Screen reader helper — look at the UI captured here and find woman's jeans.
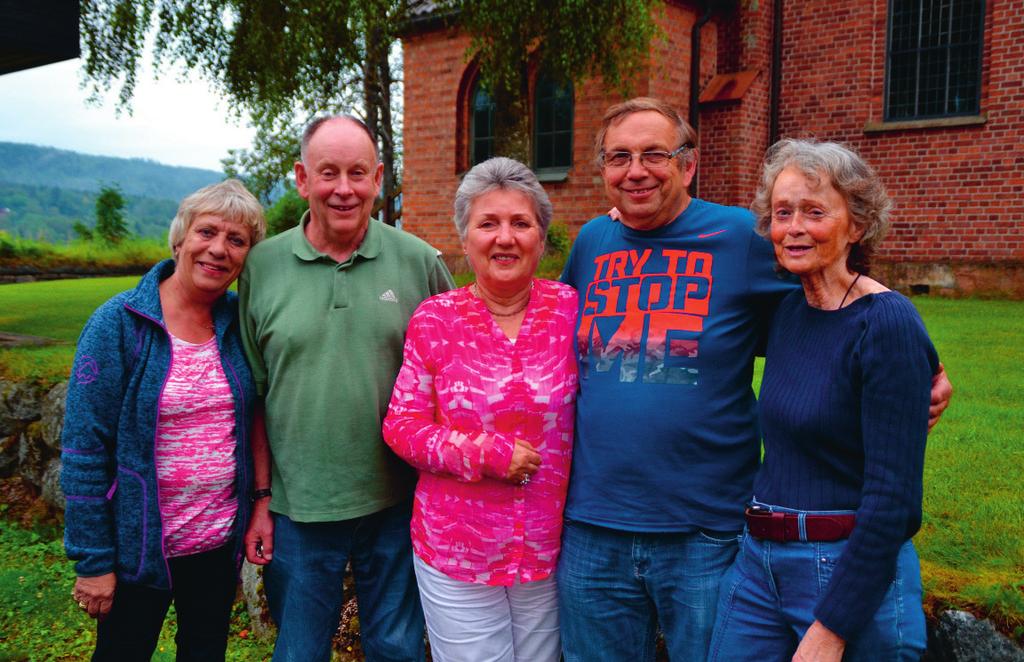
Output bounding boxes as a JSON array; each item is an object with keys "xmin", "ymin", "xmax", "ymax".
[
  {"xmin": 709, "ymin": 505, "xmax": 926, "ymax": 662},
  {"xmin": 92, "ymin": 543, "xmax": 237, "ymax": 662}
]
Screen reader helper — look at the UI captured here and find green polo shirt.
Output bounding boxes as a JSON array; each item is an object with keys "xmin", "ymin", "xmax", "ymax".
[{"xmin": 239, "ymin": 212, "xmax": 454, "ymax": 521}]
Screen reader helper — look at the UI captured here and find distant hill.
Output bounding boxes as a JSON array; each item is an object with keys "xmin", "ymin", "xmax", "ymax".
[{"xmin": 0, "ymin": 142, "xmax": 224, "ymax": 240}]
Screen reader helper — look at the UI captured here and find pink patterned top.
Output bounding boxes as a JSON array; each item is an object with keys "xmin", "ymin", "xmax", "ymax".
[
  {"xmin": 155, "ymin": 334, "xmax": 238, "ymax": 558},
  {"xmin": 384, "ymin": 279, "xmax": 578, "ymax": 585}
]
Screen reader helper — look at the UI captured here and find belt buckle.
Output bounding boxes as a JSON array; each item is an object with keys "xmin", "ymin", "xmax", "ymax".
[{"xmin": 746, "ymin": 506, "xmax": 788, "ymax": 541}]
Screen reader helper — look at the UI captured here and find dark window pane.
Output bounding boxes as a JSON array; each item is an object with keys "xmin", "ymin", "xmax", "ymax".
[
  {"xmin": 886, "ymin": 0, "xmax": 983, "ymax": 120},
  {"xmin": 534, "ymin": 74, "xmax": 573, "ymax": 169},
  {"xmin": 471, "ymin": 84, "xmax": 495, "ymax": 166}
]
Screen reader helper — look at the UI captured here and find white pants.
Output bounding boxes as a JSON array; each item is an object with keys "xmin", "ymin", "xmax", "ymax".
[{"xmin": 413, "ymin": 555, "xmax": 561, "ymax": 662}]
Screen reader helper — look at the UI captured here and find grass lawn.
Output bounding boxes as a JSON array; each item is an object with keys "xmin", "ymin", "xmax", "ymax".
[
  {"xmin": 0, "ymin": 276, "xmax": 1021, "ymax": 652},
  {"xmin": 0, "ymin": 276, "xmax": 141, "ymax": 385},
  {"xmin": 0, "ymin": 517, "xmax": 271, "ymax": 661}
]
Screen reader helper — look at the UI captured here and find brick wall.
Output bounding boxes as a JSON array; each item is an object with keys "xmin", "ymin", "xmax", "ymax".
[
  {"xmin": 402, "ymin": 2, "xmax": 1024, "ymax": 291},
  {"xmin": 774, "ymin": 0, "xmax": 1024, "ymax": 264},
  {"xmin": 401, "ymin": 2, "xmax": 702, "ymax": 260},
  {"xmin": 698, "ymin": 3, "xmax": 774, "ymax": 208}
]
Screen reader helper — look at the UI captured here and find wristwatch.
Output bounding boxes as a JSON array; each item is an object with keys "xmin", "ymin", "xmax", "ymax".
[{"xmin": 251, "ymin": 488, "xmax": 272, "ymax": 503}]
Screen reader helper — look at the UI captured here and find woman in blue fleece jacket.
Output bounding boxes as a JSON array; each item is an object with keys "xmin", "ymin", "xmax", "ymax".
[
  {"xmin": 61, "ymin": 180, "xmax": 265, "ymax": 661},
  {"xmin": 709, "ymin": 140, "xmax": 939, "ymax": 662}
]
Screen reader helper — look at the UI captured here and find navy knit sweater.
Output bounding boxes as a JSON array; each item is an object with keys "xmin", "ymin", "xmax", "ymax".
[{"xmin": 755, "ymin": 289, "xmax": 938, "ymax": 640}]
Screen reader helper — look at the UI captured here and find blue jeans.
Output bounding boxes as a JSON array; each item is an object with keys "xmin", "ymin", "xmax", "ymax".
[
  {"xmin": 709, "ymin": 507, "xmax": 926, "ymax": 661},
  {"xmin": 265, "ymin": 500, "xmax": 425, "ymax": 662},
  {"xmin": 557, "ymin": 518, "xmax": 740, "ymax": 662}
]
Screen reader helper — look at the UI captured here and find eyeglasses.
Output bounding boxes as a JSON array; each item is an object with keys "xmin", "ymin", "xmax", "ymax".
[{"xmin": 599, "ymin": 144, "xmax": 694, "ymax": 169}]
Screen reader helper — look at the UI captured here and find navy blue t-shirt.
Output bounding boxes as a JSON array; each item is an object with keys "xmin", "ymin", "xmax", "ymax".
[{"xmin": 561, "ymin": 199, "xmax": 796, "ymax": 532}]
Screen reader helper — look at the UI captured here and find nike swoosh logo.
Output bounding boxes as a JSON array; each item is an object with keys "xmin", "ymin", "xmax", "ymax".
[{"xmin": 698, "ymin": 230, "xmax": 726, "ymax": 239}]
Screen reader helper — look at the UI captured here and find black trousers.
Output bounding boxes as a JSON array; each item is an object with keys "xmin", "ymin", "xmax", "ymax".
[{"xmin": 92, "ymin": 543, "xmax": 237, "ymax": 662}]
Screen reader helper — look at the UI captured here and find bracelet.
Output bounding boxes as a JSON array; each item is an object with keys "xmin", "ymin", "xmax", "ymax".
[{"xmin": 251, "ymin": 488, "xmax": 272, "ymax": 503}]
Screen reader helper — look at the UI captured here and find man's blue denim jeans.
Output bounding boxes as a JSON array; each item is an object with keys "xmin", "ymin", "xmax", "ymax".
[
  {"xmin": 709, "ymin": 514, "xmax": 926, "ymax": 661},
  {"xmin": 264, "ymin": 499, "xmax": 425, "ymax": 662},
  {"xmin": 557, "ymin": 518, "xmax": 741, "ymax": 662}
]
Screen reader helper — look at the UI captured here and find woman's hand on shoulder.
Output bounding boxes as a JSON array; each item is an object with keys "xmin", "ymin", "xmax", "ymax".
[
  {"xmin": 74, "ymin": 573, "xmax": 116, "ymax": 621},
  {"xmin": 793, "ymin": 620, "xmax": 845, "ymax": 662},
  {"xmin": 928, "ymin": 362, "xmax": 953, "ymax": 431},
  {"xmin": 505, "ymin": 439, "xmax": 541, "ymax": 484}
]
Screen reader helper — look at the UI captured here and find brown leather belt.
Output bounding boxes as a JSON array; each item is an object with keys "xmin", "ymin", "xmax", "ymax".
[{"xmin": 745, "ymin": 507, "xmax": 855, "ymax": 542}]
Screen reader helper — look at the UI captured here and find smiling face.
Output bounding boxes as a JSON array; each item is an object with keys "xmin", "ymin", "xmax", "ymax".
[
  {"xmin": 769, "ymin": 166, "xmax": 863, "ymax": 278},
  {"xmin": 462, "ymin": 188, "xmax": 544, "ymax": 297},
  {"xmin": 174, "ymin": 213, "xmax": 252, "ymax": 298},
  {"xmin": 600, "ymin": 110, "xmax": 695, "ymax": 231},
  {"xmin": 295, "ymin": 118, "xmax": 383, "ymax": 255}
]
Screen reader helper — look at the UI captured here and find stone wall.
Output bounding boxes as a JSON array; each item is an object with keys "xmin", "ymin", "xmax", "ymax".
[
  {"xmin": 0, "ymin": 264, "xmax": 149, "ymax": 284},
  {"xmin": 0, "ymin": 380, "xmax": 65, "ymax": 510}
]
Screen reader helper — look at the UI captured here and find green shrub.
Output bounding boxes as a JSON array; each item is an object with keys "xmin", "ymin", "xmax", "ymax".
[
  {"xmin": 545, "ymin": 221, "xmax": 571, "ymax": 256},
  {"xmin": 265, "ymin": 189, "xmax": 308, "ymax": 236}
]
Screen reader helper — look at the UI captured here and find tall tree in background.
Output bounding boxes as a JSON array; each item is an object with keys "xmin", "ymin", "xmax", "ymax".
[
  {"xmin": 94, "ymin": 185, "xmax": 130, "ymax": 244},
  {"xmin": 79, "ymin": 0, "xmax": 402, "ymax": 209},
  {"xmin": 451, "ymin": 0, "xmax": 660, "ymax": 162},
  {"xmin": 80, "ymin": 0, "xmax": 657, "ymax": 204}
]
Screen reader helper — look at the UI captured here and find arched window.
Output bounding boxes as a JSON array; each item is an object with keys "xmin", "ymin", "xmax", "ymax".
[
  {"xmin": 533, "ymin": 75, "xmax": 573, "ymax": 172},
  {"xmin": 471, "ymin": 83, "xmax": 496, "ymax": 166}
]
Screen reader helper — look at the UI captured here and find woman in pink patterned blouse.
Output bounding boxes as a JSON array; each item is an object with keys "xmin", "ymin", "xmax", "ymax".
[{"xmin": 384, "ymin": 157, "xmax": 577, "ymax": 662}]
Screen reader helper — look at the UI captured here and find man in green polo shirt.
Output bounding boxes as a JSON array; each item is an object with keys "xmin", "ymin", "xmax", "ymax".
[{"xmin": 239, "ymin": 115, "xmax": 453, "ymax": 662}]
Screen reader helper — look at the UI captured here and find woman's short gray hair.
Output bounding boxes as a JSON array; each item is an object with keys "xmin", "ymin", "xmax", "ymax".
[
  {"xmin": 453, "ymin": 157, "xmax": 553, "ymax": 242},
  {"xmin": 167, "ymin": 179, "xmax": 267, "ymax": 258},
  {"xmin": 751, "ymin": 139, "xmax": 892, "ymax": 274}
]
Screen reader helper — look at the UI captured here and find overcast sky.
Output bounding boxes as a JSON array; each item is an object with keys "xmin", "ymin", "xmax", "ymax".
[{"xmin": 0, "ymin": 58, "xmax": 256, "ymax": 172}]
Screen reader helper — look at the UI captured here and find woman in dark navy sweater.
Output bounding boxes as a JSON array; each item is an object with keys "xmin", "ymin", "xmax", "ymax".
[{"xmin": 709, "ymin": 140, "xmax": 939, "ymax": 662}]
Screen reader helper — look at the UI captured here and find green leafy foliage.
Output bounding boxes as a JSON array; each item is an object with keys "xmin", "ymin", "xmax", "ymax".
[
  {"xmin": 447, "ymin": 0, "xmax": 661, "ymax": 159},
  {"xmin": 265, "ymin": 188, "xmax": 308, "ymax": 236},
  {"xmin": 544, "ymin": 221, "xmax": 570, "ymax": 256},
  {"xmin": 80, "ymin": 0, "xmax": 403, "ymax": 204},
  {"xmin": 94, "ymin": 185, "xmax": 131, "ymax": 244}
]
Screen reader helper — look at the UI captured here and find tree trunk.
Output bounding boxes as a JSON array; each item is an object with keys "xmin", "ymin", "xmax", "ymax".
[
  {"xmin": 362, "ymin": 14, "xmax": 397, "ymax": 225},
  {"xmin": 491, "ymin": 61, "xmax": 532, "ymax": 165}
]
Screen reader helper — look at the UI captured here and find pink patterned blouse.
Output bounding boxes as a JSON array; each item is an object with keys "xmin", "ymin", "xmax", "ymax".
[
  {"xmin": 384, "ymin": 279, "xmax": 578, "ymax": 586},
  {"xmin": 155, "ymin": 334, "xmax": 238, "ymax": 558}
]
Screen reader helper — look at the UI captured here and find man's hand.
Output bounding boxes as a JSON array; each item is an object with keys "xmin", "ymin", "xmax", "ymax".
[
  {"xmin": 74, "ymin": 573, "xmax": 116, "ymax": 621},
  {"xmin": 793, "ymin": 620, "xmax": 845, "ymax": 662},
  {"xmin": 505, "ymin": 439, "xmax": 541, "ymax": 484},
  {"xmin": 928, "ymin": 362, "xmax": 953, "ymax": 431},
  {"xmin": 244, "ymin": 501, "xmax": 274, "ymax": 564}
]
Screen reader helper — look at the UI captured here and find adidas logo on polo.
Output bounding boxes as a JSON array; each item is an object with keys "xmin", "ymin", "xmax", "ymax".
[{"xmin": 379, "ymin": 289, "xmax": 398, "ymax": 303}]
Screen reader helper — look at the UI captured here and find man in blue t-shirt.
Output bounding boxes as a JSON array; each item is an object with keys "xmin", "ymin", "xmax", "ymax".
[{"xmin": 556, "ymin": 97, "xmax": 962, "ymax": 661}]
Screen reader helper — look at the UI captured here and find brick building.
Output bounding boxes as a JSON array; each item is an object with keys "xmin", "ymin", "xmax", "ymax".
[{"xmin": 401, "ymin": 1, "xmax": 1023, "ymax": 296}]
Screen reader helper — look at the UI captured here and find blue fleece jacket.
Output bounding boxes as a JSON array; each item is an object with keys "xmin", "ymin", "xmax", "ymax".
[{"xmin": 61, "ymin": 259, "xmax": 256, "ymax": 590}]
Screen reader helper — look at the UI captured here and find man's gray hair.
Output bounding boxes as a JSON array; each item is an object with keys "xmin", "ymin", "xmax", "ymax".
[
  {"xmin": 167, "ymin": 179, "xmax": 266, "ymax": 259},
  {"xmin": 453, "ymin": 157, "xmax": 553, "ymax": 242},
  {"xmin": 300, "ymin": 114, "xmax": 378, "ymax": 164},
  {"xmin": 594, "ymin": 96, "xmax": 698, "ymax": 169},
  {"xmin": 751, "ymin": 138, "xmax": 892, "ymax": 275}
]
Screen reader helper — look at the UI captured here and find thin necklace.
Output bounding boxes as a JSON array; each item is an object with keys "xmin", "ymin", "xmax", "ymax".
[
  {"xmin": 837, "ymin": 273, "xmax": 862, "ymax": 310},
  {"xmin": 472, "ymin": 284, "xmax": 530, "ymax": 317}
]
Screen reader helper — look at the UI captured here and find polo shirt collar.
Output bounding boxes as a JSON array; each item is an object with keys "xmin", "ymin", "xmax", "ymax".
[{"xmin": 291, "ymin": 210, "xmax": 383, "ymax": 263}]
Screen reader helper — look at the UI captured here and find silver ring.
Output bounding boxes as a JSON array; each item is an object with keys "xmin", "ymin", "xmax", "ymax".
[{"xmin": 520, "ymin": 474, "xmax": 530, "ymax": 486}]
